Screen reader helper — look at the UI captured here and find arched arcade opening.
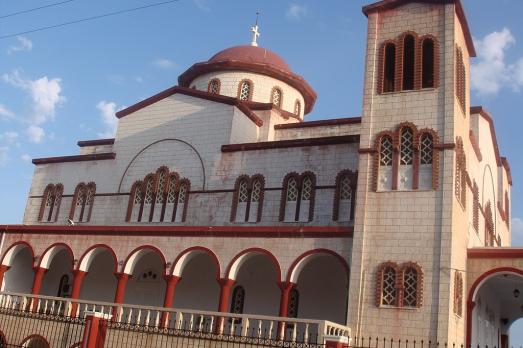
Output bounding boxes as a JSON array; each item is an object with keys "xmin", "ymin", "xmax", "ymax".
[{"xmin": 1, "ymin": 243, "xmax": 35, "ymax": 294}]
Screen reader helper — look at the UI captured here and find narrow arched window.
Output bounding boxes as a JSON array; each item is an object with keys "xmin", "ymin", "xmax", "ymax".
[
  {"xmin": 398, "ymin": 128, "xmax": 414, "ymax": 190},
  {"xmin": 151, "ymin": 169, "xmax": 168, "ymax": 222},
  {"xmin": 249, "ymin": 177, "xmax": 263, "ymax": 222},
  {"xmin": 70, "ymin": 182, "xmax": 96, "ymax": 223},
  {"xmin": 485, "ymin": 202, "xmax": 494, "ymax": 247},
  {"xmin": 422, "ymin": 39, "xmax": 435, "ymax": 88},
  {"xmin": 383, "ymin": 43, "xmax": 396, "ymax": 93},
  {"xmin": 456, "ymin": 47, "xmax": 466, "ymax": 112},
  {"xmin": 380, "ymin": 266, "xmax": 397, "ymax": 306},
  {"xmin": 378, "ymin": 136, "xmax": 393, "ymax": 191},
  {"xmin": 472, "ymin": 182, "xmax": 479, "ymax": 231},
  {"xmin": 287, "ymin": 288, "xmax": 300, "ymax": 318},
  {"xmin": 271, "ymin": 87, "xmax": 282, "ymax": 107},
  {"xmin": 238, "ymin": 80, "xmax": 252, "ymax": 101},
  {"xmin": 234, "ymin": 178, "xmax": 249, "ymax": 223},
  {"xmin": 294, "ymin": 100, "xmax": 301, "ymax": 116},
  {"xmin": 455, "ymin": 139, "xmax": 466, "ymax": 208},
  {"xmin": 39, "ymin": 184, "xmax": 63, "ymax": 223},
  {"xmin": 454, "ymin": 272, "xmax": 463, "ymax": 317},
  {"xmin": 208, "ymin": 78, "xmax": 220, "ymax": 94},
  {"xmin": 230, "ymin": 286, "xmax": 245, "ymax": 314},
  {"xmin": 127, "ymin": 182, "xmax": 144, "ymax": 222},
  {"xmin": 57, "ymin": 274, "xmax": 71, "ymax": 297},
  {"xmin": 141, "ymin": 176, "xmax": 155, "ymax": 222},
  {"xmin": 173, "ymin": 180, "xmax": 189, "ymax": 222},
  {"xmin": 402, "ymin": 35, "xmax": 415, "ymax": 90},
  {"xmin": 419, "ymin": 133, "xmax": 434, "ymax": 190},
  {"xmin": 334, "ymin": 171, "xmax": 357, "ymax": 222},
  {"xmin": 402, "ymin": 267, "xmax": 418, "ymax": 307},
  {"xmin": 299, "ymin": 176, "xmax": 314, "ymax": 222},
  {"xmin": 283, "ymin": 176, "xmax": 299, "ymax": 222},
  {"xmin": 163, "ymin": 173, "xmax": 178, "ymax": 222}
]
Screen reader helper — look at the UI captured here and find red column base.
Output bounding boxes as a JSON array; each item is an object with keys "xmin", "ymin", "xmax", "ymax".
[
  {"xmin": 81, "ymin": 311, "xmax": 112, "ymax": 348},
  {"xmin": 325, "ymin": 336, "xmax": 350, "ymax": 348}
]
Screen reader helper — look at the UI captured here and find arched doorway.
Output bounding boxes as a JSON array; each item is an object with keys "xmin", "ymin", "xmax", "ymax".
[
  {"xmin": 227, "ymin": 249, "xmax": 281, "ymax": 317},
  {"xmin": 78, "ymin": 245, "xmax": 118, "ymax": 303},
  {"xmin": 122, "ymin": 247, "xmax": 166, "ymax": 308},
  {"xmin": 21, "ymin": 335, "xmax": 50, "ymax": 348},
  {"xmin": 287, "ymin": 250, "xmax": 349, "ymax": 324},
  {"xmin": 2, "ymin": 243, "xmax": 34, "ymax": 293},
  {"xmin": 468, "ymin": 268, "xmax": 523, "ymax": 348},
  {"xmin": 171, "ymin": 247, "xmax": 220, "ymax": 311}
]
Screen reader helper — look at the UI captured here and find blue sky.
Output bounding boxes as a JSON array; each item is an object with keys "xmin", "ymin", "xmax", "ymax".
[{"xmin": 0, "ymin": 0, "xmax": 523, "ymax": 343}]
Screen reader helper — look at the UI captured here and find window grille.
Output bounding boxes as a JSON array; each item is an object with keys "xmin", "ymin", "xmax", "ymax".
[
  {"xmin": 208, "ymin": 79, "xmax": 220, "ymax": 94},
  {"xmin": 286, "ymin": 178, "xmax": 298, "ymax": 202},
  {"xmin": 76, "ymin": 187, "xmax": 85, "ymax": 206},
  {"xmin": 251, "ymin": 179, "xmax": 262, "ymax": 203},
  {"xmin": 380, "ymin": 137, "xmax": 393, "ymax": 166},
  {"xmin": 272, "ymin": 88, "xmax": 282, "ymax": 107},
  {"xmin": 156, "ymin": 171, "xmax": 166, "ymax": 203},
  {"xmin": 178, "ymin": 183, "xmax": 188, "ymax": 204},
  {"xmin": 403, "ymin": 267, "xmax": 418, "ymax": 307},
  {"xmin": 454, "ymin": 272, "xmax": 463, "ymax": 317},
  {"xmin": 340, "ymin": 176, "xmax": 352, "ymax": 201},
  {"xmin": 144, "ymin": 178, "xmax": 154, "ymax": 204},
  {"xmin": 294, "ymin": 100, "xmax": 301, "ymax": 116},
  {"xmin": 167, "ymin": 178, "xmax": 177, "ymax": 204},
  {"xmin": 238, "ymin": 180, "xmax": 249, "ymax": 203},
  {"xmin": 420, "ymin": 133, "xmax": 433, "ymax": 165},
  {"xmin": 239, "ymin": 81, "xmax": 251, "ymax": 101},
  {"xmin": 400, "ymin": 128, "xmax": 413, "ymax": 165},
  {"xmin": 230, "ymin": 286, "xmax": 245, "ymax": 314},
  {"xmin": 134, "ymin": 186, "xmax": 143, "ymax": 204},
  {"xmin": 301, "ymin": 177, "xmax": 313, "ymax": 201},
  {"xmin": 287, "ymin": 288, "xmax": 300, "ymax": 318},
  {"xmin": 381, "ymin": 267, "xmax": 397, "ymax": 306}
]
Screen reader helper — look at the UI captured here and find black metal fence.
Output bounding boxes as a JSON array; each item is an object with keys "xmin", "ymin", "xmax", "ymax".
[
  {"xmin": 350, "ymin": 337, "xmax": 522, "ymax": 348},
  {"xmin": 0, "ymin": 306, "xmax": 85, "ymax": 348}
]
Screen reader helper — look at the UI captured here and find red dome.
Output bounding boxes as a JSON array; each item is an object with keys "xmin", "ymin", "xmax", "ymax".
[{"xmin": 208, "ymin": 45, "xmax": 291, "ymax": 72}]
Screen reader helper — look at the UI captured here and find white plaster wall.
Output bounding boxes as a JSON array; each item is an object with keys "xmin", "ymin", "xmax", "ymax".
[
  {"xmin": 124, "ymin": 252, "xmax": 166, "ymax": 307},
  {"xmin": 172, "ymin": 254, "xmax": 220, "ymax": 311},
  {"xmin": 3, "ymin": 248, "xmax": 34, "ymax": 293},
  {"xmin": 190, "ymin": 71, "xmax": 305, "ymax": 118}
]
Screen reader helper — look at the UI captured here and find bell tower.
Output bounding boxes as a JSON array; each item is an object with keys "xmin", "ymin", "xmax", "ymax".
[{"xmin": 348, "ymin": 0, "xmax": 476, "ymax": 343}]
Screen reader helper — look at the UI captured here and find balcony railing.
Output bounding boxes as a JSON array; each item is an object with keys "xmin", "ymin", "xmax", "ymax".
[{"xmin": 0, "ymin": 291, "xmax": 350, "ymax": 346}]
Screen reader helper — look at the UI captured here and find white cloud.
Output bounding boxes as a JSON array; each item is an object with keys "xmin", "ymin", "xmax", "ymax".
[
  {"xmin": 26, "ymin": 125, "xmax": 45, "ymax": 143},
  {"xmin": 512, "ymin": 218, "xmax": 523, "ymax": 247},
  {"xmin": 286, "ymin": 3, "xmax": 308, "ymax": 21},
  {"xmin": 151, "ymin": 58, "xmax": 176, "ymax": 69},
  {"xmin": 7, "ymin": 36, "xmax": 33, "ymax": 54},
  {"xmin": 193, "ymin": 0, "xmax": 211, "ymax": 11},
  {"xmin": 96, "ymin": 101, "xmax": 120, "ymax": 138},
  {"xmin": 0, "ymin": 147, "xmax": 8, "ymax": 167},
  {"xmin": 1, "ymin": 131, "xmax": 18, "ymax": 145},
  {"xmin": 0, "ymin": 104, "xmax": 15, "ymax": 120},
  {"xmin": 3, "ymin": 70, "xmax": 65, "ymax": 125},
  {"xmin": 470, "ymin": 28, "xmax": 523, "ymax": 97},
  {"xmin": 21, "ymin": 154, "xmax": 31, "ymax": 162}
]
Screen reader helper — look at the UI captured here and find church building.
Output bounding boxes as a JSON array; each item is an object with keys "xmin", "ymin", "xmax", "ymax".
[{"xmin": 0, "ymin": 1, "xmax": 520, "ymax": 347}]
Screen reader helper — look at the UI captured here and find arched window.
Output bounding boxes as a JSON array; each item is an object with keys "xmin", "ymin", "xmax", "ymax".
[
  {"xmin": 294, "ymin": 100, "xmax": 301, "ymax": 116},
  {"xmin": 233, "ymin": 178, "xmax": 249, "ymax": 223},
  {"xmin": 287, "ymin": 288, "xmax": 300, "ymax": 318},
  {"xmin": 163, "ymin": 173, "xmax": 178, "ymax": 222},
  {"xmin": 39, "ymin": 184, "xmax": 63, "ymax": 223},
  {"xmin": 208, "ymin": 78, "xmax": 221, "ymax": 94},
  {"xmin": 402, "ymin": 267, "xmax": 418, "ymax": 307},
  {"xmin": 141, "ymin": 175, "xmax": 155, "ymax": 222},
  {"xmin": 249, "ymin": 176, "xmax": 264, "ymax": 222},
  {"xmin": 280, "ymin": 173, "xmax": 316, "ymax": 222},
  {"xmin": 151, "ymin": 168, "xmax": 168, "ymax": 222},
  {"xmin": 127, "ymin": 181, "xmax": 144, "ymax": 222},
  {"xmin": 402, "ymin": 34, "xmax": 415, "ymax": 90},
  {"xmin": 173, "ymin": 179, "xmax": 190, "ymax": 222},
  {"xmin": 70, "ymin": 182, "xmax": 96, "ymax": 223},
  {"xmin": 383, "ymin": 43, "xmax": 396, "ymax": 93},
  {"xmin": 271, "ymin": 87, "xmax": 283, "ymax": 107},
  {"xmin": 57, "ymin": 274, "xmax": 71, "ymax": 297},
  {"xmin": 333, "ymin": 170, "xmax": 358, "ymax": 222},
  {"xmin": 456, "ymin": 46, "xmax": 466, "ymax": 112},
  {"xmin": 454, "ymin": 271, "xmax": 463, "ymax": 317},
  {"xmin": 230, "ymin": 286, "xmax": 245, "ymax": 314},
  {"xmin": 378, "ymin": 135, "xmax": 393, "ymax": 191},
  {"xmin": 399, "ymin": 127, "xmax": 414, "ymax": 190},
  {"xmin": 422, "ymin": 38, "xmax": 435, "ymax": 88},
  {"xmin": 379, "ymin": 266, "xmax": 397, "ymax": 306},
  {"xmin": 419, "ymin": 132, "xmax": 434, "ymax": 190},
  {"xmin": 238, "ymin": 80, "xmax": 253, "ymax": 101}
]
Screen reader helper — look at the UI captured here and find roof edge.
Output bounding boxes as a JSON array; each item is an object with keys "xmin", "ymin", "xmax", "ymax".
[{"xmin": 77, "ymin": 138, "xmax": 115, "ymax": 147}]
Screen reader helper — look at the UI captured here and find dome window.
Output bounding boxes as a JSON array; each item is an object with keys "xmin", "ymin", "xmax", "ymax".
[
  {"xmin": 271, "ymin": 87, "xmax": 283, "ymax": 108},
  {"xmin": 238, "ymin": 79, "xmax": 253, "ymax": 101},
  {"xmin": 208, "ymin": 78, "xmax": 221, "ymax": 95},
  {"xmin": 294, "ymin": 100, "xmax": 301, "ymax": 116}
]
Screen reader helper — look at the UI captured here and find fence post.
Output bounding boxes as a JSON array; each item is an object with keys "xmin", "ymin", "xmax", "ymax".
[
  {"xmin": 325, "ymin": 335, "xmax": 350, "ymax": 348},
  {"xmin": 81, "ymin": 311, "xmax": 112, "ymax": 348}
]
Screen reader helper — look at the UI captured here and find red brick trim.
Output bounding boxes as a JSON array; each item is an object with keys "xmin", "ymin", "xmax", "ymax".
[
  {"xmin": 362, "ymin": 0, "xmax": 476, "ymax": 57},
  {"xmin": 32, "ymin": 152, "xmax": 116, "ymax": 165},
  {"xmin": 270, "ymin": 86, "xmax": 283, "ymax": 108},
  {"xmin": 225, "ymin": 247, "xmax": 282, "ymax": 282},
  {"xmin": 469, "ymin": 130, "xmax": 482, "ymax": 162},
  {"xmin": 115, "ymin": 86, "xmax": 263, "ymax": 127},
  {"xmin": 286, "ymin": 249, "xmax": 350, "ymax": 283},
  {"xmin": 237, "ymin": 79, "xmax": 254, "ymax": 101},
  {"xmin": 274, "ymin": 117, "xmax": 361, "ymax": 130},
  {"xmin": 0, "ymin": 225, "xmax": 353, "ymax": 238},
  {"xmin": 501, "ymin": 157, "xmax": 512, "ymax": 186},
  {"xmin": 221, "ymin": 135, "xmax": 359, "ymax": 153},
  {"xmin": 332, "ymin": 170, "xmax": 358, "ymax": 222},
  {"xmin": 376, "ymin": 261, "xmax": 401, "ymax": 307},
  {"xmin": 207, "ymin": 78, "xmax": 221, "ymax": 94},
  {"xmin": 377, "ymin": 40, "xmax": 398, "ymax": 94},
  {"xmin": 178, "ymin": 60, "xmax": 317, "ymax": 114},
  {"xmin": 122, "ymin": 245, "xmax": 167, "ymax": 275},
  {"xmin": 77, "ymin": 138, "xmax": 115, "ymax": 147},
  {"xmin": 467, "ymin": 248, "xmax": 523, "ymax": 259}
]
